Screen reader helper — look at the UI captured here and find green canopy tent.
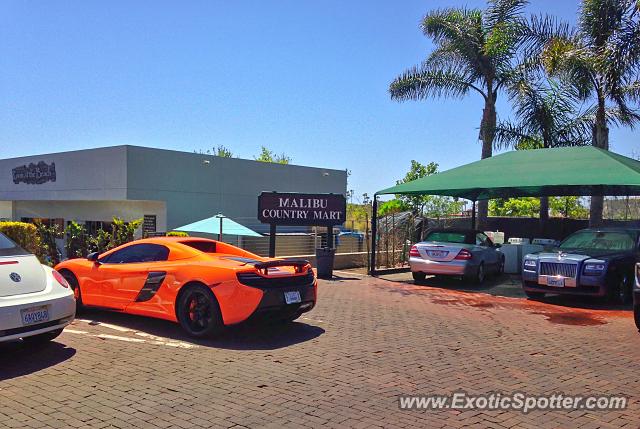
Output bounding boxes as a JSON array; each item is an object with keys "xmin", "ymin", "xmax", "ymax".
[{"xmin": 371, "ymin": 146, "xmax": 640, "ymax": 273}]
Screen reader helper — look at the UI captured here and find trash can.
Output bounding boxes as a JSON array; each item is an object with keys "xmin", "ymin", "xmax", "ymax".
[{"xmin": 315, "ymin": 247, "xmax": 336, "ymax": 279}]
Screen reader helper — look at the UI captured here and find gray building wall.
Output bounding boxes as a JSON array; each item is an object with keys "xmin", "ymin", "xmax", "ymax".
[
  {"xmin": 126, "ymin": 146, "xmax": 347, "ymax": 231},
  {"xmin": 0, "ymin": 145, "xmax": 347, "ymax": 233}
]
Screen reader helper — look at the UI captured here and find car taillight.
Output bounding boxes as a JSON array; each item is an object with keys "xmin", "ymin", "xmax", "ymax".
[
  {"xmin": 52, "ymin": 270, "xmax": 70, "ymax": 288},
  {"xmin": 454, "ymin": 249, "xmax": 472, "ymax": 260},
  {"xmin": 409, "ymin": 245, "xmax": 420, "ymax": 257}
]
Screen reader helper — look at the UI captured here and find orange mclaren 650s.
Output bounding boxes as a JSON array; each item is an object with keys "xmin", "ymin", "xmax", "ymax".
[{"xmin": 55, "ymin": 237, "xmax": 317, "ymax": 337}]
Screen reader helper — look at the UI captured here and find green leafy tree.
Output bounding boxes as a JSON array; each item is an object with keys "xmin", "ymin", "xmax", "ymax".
[
  {"xmin": 254, "ymin": 146, "xmax": 291, "ymax": 164},
  {"xmin": 540, "ymin": 0, "xmax": 640, "ymax": 225},
  {"xmin": 213, "ymin": 145, "xmax": 233, "ymax": 157},
  {"xmin": 394, "ymin": 160, "xmax": 464, "ymax": 218},
  {"xmin": 489, "ymin": 197, "xmax": 540, "ymax": 217},
  {"xmin": 549, "ymin": 196, "xmax": 589, "ymax": 218},
  {"xmin": 378, "ymin": 199, "xmax": 409, "ymax": 216},
  {"xmin": 390, "ymin": 0, "xmax": 529, "ymax": 227}
]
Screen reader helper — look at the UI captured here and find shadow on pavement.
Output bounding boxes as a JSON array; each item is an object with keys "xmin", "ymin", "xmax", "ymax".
[
  {"xmin": 76, "ymin": 308, "xmax": 325, "ymax": 350},
  {"xmin": 0, "ymin": 341, "xmax": 76, "ymax": 381}
]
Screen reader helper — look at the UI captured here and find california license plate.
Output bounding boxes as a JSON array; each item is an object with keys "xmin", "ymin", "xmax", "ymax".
[
  {"xmin": 428, "ymin": 250, "xmax": 448, "ymax": 258},
  {"xmin": 547, "ymin": 277, "xmax": 565, "ymax": 287},
  {"xmin": 21, "ymin": 305, "xmax": 50, "ymax": 326},
  {"xmin": 284, "ymin": 291, "xmax": 302, "ymax": 304}
]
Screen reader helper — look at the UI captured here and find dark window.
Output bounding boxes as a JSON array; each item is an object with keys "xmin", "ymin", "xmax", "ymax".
[
  {"xmin": 0, "ymin": 233, "xmax": 28, "ymax": 257},
  {"xmin": 100, "ymin": 244, "xmax": 169, "ymax": 264},
  {"xmin": 181, "ymin": 240, "xmax": 217, "ymax": 253},
  {"xmin": 425, "ymin": 231, "xmax": 472, "ymax": 244}
]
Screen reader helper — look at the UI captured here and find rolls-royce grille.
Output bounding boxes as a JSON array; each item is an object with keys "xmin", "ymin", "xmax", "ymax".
[
  {"xmin": 237, "ymin": 271, "xmax": 315, "ymax": 289},
  {"xmin": 540, "ymin": 262, "xmax": 577, "ymax": 278}
]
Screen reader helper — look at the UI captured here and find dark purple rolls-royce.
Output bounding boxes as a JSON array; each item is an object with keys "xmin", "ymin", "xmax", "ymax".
[{"xmin": 522, "ymin": 228, "xmax": 639, "ymax": 303}]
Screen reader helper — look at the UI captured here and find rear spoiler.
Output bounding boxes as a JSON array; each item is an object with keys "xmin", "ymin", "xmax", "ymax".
[{"xmin": 253, "ymin": 258, "xmax": 311, "ymax": 274}]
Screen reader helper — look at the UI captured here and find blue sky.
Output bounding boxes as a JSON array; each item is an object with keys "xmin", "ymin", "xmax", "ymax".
[{"xmin": 1, "ymin": 1, "xmax": 637, "ymax": 201}]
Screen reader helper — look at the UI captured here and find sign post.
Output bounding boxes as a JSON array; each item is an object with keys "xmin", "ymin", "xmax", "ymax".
[{"xmin": 258, "ymin": 192, "xmax": 346, "ymax": 277}]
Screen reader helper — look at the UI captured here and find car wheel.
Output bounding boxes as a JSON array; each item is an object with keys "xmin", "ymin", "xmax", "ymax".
[
  {"xmin": 412, "ymin": 272, "xmax": 426, "ymax": 284},
  {"xmin": 176, "ymin": 284, "xmax": 223, "ymax": 338},
  {"xmin": 60, "ymin": 270, "xmax": 83, "ymax": 312},
  {"xmin": 22, "ymin": 329, "xmax": 63, "ymax": 345},
  {"xmin": 634, "ymin": 306, "xmax": 640, "ymax": 332},
  {"xmin": 525, "ymin": 290, "xmax": 545, "ymax": 300},
  {"xmin": 607, "ymin": 273, "xmax": 632, "ymax": 305}
]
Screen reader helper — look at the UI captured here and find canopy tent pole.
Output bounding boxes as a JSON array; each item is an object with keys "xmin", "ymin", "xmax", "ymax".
[
  {"xmin": 370, "ymin": 196, "xmax": 378, "ymax": 275},
  {"xmin": 471, "ymin": 200, "xmax": 476, "ymax": 230},
  {"xmin": 218, "ymin": 215, "xmax": 223, "ymax": 241}
]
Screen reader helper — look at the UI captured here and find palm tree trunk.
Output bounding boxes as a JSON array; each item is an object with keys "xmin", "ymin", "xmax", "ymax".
[
  {"xmin": 477, "ymin": 96, "xmax": 496, "ymax": 230},
  {"xmin": 589, "ymin": 100, "xmax": 608, "ymax": 227}
]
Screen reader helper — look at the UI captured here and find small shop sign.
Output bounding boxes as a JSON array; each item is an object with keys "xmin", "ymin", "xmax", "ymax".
[{"xmin": 12, "ymin": 161, "xmax": 57, "ymax": 185}]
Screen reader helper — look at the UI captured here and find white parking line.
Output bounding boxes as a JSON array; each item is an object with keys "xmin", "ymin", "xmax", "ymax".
[{"xmin": 70, "ymin": 319, "xmax": 198, "ymax": 349}]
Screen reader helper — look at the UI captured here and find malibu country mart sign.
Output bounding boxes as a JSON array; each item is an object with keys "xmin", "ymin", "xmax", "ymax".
[{"xmin": 258, "ymin": 192, "xmax": 346, "ymax": 227}]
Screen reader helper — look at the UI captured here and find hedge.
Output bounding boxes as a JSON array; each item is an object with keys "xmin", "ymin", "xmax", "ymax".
[
  {"xmin": 167, "ymin": 231, "xmax": 189, "ymax": 237},
  {"xmin": 0, "ymin": 222, "xmax": 41, "ymax": 256}
]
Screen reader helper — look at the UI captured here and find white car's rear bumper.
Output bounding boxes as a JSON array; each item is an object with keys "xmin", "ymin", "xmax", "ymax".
[{"xmin": 0, "ymin": 274, "xmax": 75, "ymax": 342}]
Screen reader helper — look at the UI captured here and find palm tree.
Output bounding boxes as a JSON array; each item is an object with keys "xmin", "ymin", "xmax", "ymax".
[
  {"xmin": 389, "ymin": 0, "xmax": 528, "ymax": 228},
  {"xmin": 541, "ymin": 0, "xmax": 640, "ymax": 226},
  {"xmin": 494, "ymin": 73, "xmax": 591, "ymax": 223}
]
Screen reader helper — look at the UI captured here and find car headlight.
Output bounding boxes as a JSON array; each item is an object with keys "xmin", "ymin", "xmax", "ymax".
[
  {"xmin": 583, "ymin": 263, "xmax": 605, "ymax": 276},
  {"xmin": 523, "ymin": 259, "xmax": 537, "ymax": 269}
]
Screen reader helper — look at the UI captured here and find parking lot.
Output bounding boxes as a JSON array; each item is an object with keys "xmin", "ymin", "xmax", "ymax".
[{"xmin": 2, "ymin": 272, "xmax": 639, "ymax": 429}]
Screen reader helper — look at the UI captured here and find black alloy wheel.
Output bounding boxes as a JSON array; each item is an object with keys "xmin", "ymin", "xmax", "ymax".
[{"xmin": 177, "ymin": 285, "xmax": 223, "ymax": 338}]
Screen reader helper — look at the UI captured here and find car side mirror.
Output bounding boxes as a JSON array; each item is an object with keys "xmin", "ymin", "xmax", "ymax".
[
  {"xmin": 494, "ymin": 243, "xmax": 502, "ymax": 248},
  {"xmin": 87, "ymin": 252, "xmax": 100, "ymax": 262}
]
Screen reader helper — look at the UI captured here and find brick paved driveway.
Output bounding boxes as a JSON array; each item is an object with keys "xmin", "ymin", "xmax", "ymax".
[{"xmin": 2, "ymin": 273, "xmax": 640, "ymax": 428}]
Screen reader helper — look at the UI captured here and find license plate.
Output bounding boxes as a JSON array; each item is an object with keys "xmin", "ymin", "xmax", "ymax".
[
  {"xmin": 427, "ymin": 250, "xmax": 449, "ymax": 258},
  {"xmin": 21, "ymin": 305, "xmax": 50, "ymax": 326},
  {"xmin": 547, "ymin": 276, "xmax": 565, "ymax": 287},
  {"xmin": 284, "ymin": 291, "xmax": 302, "ymax": 304}
]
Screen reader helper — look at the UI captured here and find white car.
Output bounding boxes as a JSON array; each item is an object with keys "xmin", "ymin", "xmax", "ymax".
[{"xmin": 0, "ymin": 233, "xmax": 75, "ymax": 344}]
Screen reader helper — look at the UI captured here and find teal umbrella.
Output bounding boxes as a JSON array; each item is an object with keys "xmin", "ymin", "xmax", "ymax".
[{"xmin": 174, "ymin": 214, "xmax": 262, "ymax": 240}]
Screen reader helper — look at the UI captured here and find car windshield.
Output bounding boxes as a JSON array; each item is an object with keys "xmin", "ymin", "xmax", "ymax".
[
  {"xmin": 559, "ymin": 231, "xmax": 637, "ymax": 252},
  {"xmin": 0, "ymin": 233, "xmax": 29, "ymax": 256},
  {"xmin": 425, "ymin": 231, "xmax": 471, "ymax": 244}
]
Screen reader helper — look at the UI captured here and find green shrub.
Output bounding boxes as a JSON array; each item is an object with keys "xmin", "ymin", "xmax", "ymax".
[
  {"xmin": 65, "ymin": 221, "xmax": 90, "ymax": 259},
  {"xmin": 35, "ymin": 221, "xmax": 63, "ymax": 266},
  {"xmin": 0, "ymin": 222, "xmax": 41, "ymax": 256},
  {"xmin": 111, "ymin": 217, "xmax": 142, "ymax": 248},
  {"xmin": 167, "ymin": 231, "xmax": 189, "ymax": 237},
  {"xmin": 88, "ymin": 228, "xmax": 112, "ymax": 254}
]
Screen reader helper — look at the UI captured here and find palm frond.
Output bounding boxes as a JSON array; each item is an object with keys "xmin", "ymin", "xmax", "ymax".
[
  {"xmin": 579, "ymin": 0, "xmax": 635, "ymax": 48},
  {"xmin": 493, "ymin": 120, "xmax": 533, "ymax": 149},
  {"xmin": 484, "ymin": 0, "xmax": 528, "ymax": 27},
  {"xmin": 389, "ymin": 62, "xmax": 484, "ymax": 101}
]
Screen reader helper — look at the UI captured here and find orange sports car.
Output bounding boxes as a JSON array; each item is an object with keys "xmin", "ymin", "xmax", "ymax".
[{"xmin": 55, "ymin": 237, "xmax": 317, "ymax": 337}]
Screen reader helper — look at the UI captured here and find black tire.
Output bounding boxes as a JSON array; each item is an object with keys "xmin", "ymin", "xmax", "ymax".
[
  {"xmin": 412, "ymin": 272, "xmax": 426, "ymax": 284},
  {"xmin": 465, "ymin": 263, "xmax": 485, "ymax": 285},
  {"xmin": 60, "ymin": 270, "xmax": 83, "ymax": 312},
  {"xmin": 525, "ymin": 290, "xmax": 545, "ymax": 300},
  {"xmin": 496, "ymin": 257, "xmax": 505, "ymax": 276},
  {"xmin": 22, "ymin": 329, "xmax": 63, "ymax": 345},
  {"xmin": 607, "ymin": 273, "xmax": 632, "ymax": 305},
  {"xmin": 634, "ymin": 305, "xmax": 640, "ymax": 332},
  {"xmin": 176, "ymin": 284, "xmax": 223, "ymax": 338}
]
